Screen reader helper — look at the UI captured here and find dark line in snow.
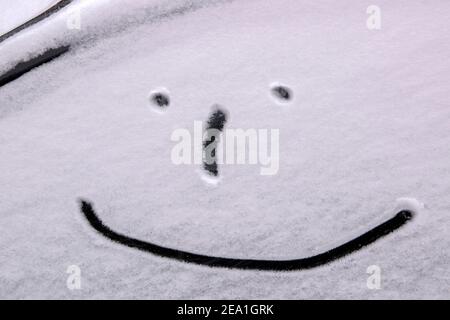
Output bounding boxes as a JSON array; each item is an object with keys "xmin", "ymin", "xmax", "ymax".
[
  {"xmin": 0, "ymin": 0, "xmax": 74, "ymax": 44},
  {"xmin": 0, "ymin": 45, "xmax": 70, "ymax": 88},
  {"xmin": 79, "ymin": 199, "xmax": 414, "ymax": 271},
  {"xmin": 203, "ymin": 107, "xmax": 227, "ymax": 177}
]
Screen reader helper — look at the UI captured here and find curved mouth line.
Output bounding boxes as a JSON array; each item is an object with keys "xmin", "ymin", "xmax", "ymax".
[{"xmin": 79, "ymin": 199, "xmax": 413, "ymax": 271}]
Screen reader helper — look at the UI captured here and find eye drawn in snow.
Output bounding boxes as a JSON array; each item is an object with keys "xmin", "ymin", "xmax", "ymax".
[
  {"xmin": 149, "ymin": 87, "xmax": 170, "ymax": 112},
  {"xmin": 270, "ymin": 83, "xmax": 293, "ymax": 104}
]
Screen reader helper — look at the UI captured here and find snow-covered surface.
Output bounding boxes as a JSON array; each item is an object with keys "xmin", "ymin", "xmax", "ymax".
[
  {"xmin": 0, "ymin": 0, "xmax": 60, "ymax": 35},
  {"xmin": 0, "ymin": 0, "xmax": 450, "ymax": 299},
  {"xmin": 0, "ymin": 0, "xmax": 226, "ymax": 73},
  {"xmin": 395, "ymin": 198, "xmax": 424, "ymax": 216}
]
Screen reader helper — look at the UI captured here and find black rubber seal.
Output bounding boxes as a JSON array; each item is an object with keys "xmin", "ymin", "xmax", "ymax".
[
  {"xmin": 0, "ymin": 45, "xmax": 70, "ymax": 88},
  {"xmin": 0, "ymin": 0, "xmax": 74, "ymax": 44},
  {"xmin": 79, "ymin": 199, "xmax": 413, "ymax": 271}
]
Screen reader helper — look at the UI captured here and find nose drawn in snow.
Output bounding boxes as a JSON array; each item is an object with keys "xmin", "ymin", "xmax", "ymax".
[
  {"xmin": 202, "ymin": 107, "xmax": 228, "ymax": 182},
  {"xmin": 270, "ymin": 83, "xmax": 293, "ymax": 104},
  {"xmin": 149, "ymin": 87, "xmax": 170, "ymax": 112}
]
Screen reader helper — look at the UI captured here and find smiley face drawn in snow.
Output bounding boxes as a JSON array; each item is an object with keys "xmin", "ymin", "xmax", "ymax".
[
  {"xmin": 0, "ymin": 1, "xmax": 427, "ymax": 274},
  {"xmin": 72, "ymin": 1, "xmax": 424, "ymax": 271},
  {"xmin": 80, "ymin": 81, "xmax": 416, "ymax": 270}
]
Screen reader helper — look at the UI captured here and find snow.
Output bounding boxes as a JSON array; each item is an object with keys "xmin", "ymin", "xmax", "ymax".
[
  {"xmin": 0, "ymin": 0, "xmax": 60, "ymax": 35},
  {"xmin": 0, "ymin": 0, "xmax": 227, "ymax": 73},
  {"xmin": 395, "ymin": 198, "xmax": 424, "ymax": 216},
  {"xmin": 1, "ymin": 0, "xmax": 450, "ymax": 299}
]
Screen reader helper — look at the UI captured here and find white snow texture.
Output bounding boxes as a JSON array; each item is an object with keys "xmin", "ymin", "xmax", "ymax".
[{"xmin": 0, "ymin": 0, "xmax": 449, "ymax": 299}]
